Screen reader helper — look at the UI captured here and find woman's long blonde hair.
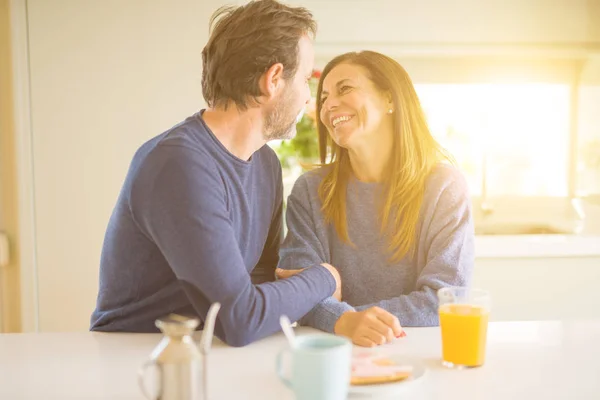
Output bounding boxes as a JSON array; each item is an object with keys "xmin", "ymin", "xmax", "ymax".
[{"xmin": 316, "ymin": 51, "xmax": 453, "ymax": 262}]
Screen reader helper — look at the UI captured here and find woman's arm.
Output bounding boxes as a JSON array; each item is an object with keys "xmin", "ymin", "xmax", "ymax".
[
  {"xmin": 354, "ymin": 171, "xmax": 475, "ymax": 326},
  {"xmin": 277, "ymin": 175, "xmax": 355, "ymax": 333}
]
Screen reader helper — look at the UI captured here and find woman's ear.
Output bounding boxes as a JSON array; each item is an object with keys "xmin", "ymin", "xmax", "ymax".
[
  {"xmin": 260, "ymin": 63, "xmax": 285, "ymax": 100},
  {"xmin": 385, "ymin": 91, "xmax": 394, "ymax": 113}
]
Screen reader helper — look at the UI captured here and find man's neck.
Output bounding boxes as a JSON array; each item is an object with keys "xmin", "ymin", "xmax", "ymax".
[{"xmin": 201, "ymin": 106, "xmax": 267, "ymax": 161}]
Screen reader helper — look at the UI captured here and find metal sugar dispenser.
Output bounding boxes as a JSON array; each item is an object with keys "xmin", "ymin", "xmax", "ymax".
[{"xmin": 139, "ymin": 303, "xmax": 221, "ymax": 400}]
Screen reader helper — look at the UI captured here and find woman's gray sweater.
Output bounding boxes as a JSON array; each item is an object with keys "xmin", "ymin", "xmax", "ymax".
[{"xmin": 278, "ymin": 164, "xmax": 474, "ymax": 333}]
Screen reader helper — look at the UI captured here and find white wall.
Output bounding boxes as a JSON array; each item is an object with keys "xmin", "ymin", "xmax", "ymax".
[
  {"xmin": 298, "ymin": 0, "xmax": 599, "ymax": 44},
  {"xmin": 24, "ymin": 0, "xmax": 228, "ymax": 331},
  {"xmin": 14, "ymin": 0, "xmax": 600, "ymax": 331}
]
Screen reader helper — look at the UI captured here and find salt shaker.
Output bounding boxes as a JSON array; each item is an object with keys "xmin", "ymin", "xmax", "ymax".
[{"xmin": 138, "ymin": 314, "xmax": 204, "ymax": 400}]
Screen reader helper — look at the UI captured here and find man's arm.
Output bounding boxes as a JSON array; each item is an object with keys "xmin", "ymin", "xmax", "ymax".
[
  {"xmin": 251, "ymin": 174, "xmax": 283, "ymax": 285},
  {"xmin": 131, "ymin": 145, "xmax": 336, "ymax": 346}
]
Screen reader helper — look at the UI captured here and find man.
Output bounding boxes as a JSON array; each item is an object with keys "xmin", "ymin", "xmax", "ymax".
[{"xmin": 90, "ymin": 0, "xmax": 342, "ymax": 347}]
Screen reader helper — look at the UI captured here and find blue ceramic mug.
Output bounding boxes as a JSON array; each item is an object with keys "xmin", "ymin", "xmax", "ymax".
[{"xmin": 276, "ymin": 334, "xmax": 352, "ymax": 400}]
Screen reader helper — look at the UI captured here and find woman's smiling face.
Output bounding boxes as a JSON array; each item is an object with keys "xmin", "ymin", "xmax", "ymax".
[{"xmin": 319, "ymin": 63, "xmax": 392, "ymax": 149}]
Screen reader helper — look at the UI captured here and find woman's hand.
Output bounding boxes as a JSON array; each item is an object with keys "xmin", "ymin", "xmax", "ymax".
[{"xmin": 334, "ymin": 307, "xmax": 404, "ymax": 347}]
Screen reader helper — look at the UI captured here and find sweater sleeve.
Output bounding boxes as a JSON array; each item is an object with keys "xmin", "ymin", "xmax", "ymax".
[
  {"xmin": 278, "ymin": 175, "xmax": 354, "ymax": 333},
  {"xmin": 251, "ymin": 168, "xmax": 283, "ymax": 285},
  {"xmin": 354, "ymin": 170, "xmax": 475, "ymax": 326},
  {"xmin": 130, "ymin": 145, "xmax": 335, "ymax": 346}
]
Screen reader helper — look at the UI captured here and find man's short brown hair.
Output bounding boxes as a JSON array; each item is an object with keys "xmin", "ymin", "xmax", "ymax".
[{"xmin": 202, "ymin": 0, "xmax": 316, "ymax": 111}]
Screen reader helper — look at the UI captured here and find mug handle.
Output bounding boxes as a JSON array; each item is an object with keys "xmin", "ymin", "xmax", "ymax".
[
  {"xmin": 138, "ymin": 360, "xmax": 161, "ymax": 400},
  {"xmin": 276, "ymin": 349, "xmax": 292, "ymax": 388}
]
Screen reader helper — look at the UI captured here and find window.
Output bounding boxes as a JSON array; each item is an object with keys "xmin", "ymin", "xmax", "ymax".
[
  {"xmin": 576, "ymin": 85, "xmax": 600, "ymax": 197},
  {"xmin": 273, "ymin": 57, "xmax": 598, "ymax": 233},
  {"xmin": 416, "ymin": 83, "xmax": 571, "ymax": 197}
]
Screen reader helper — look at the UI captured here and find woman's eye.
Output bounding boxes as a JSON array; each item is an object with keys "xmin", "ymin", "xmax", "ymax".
[{"xmin": 339, "ymin": 85, "xmax": 351, "ymax": 93}]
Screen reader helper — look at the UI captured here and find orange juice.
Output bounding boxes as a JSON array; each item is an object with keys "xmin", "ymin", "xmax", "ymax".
[{"xmin": 439, "ymin": 304, "xmax": 489, "ymax": 367}]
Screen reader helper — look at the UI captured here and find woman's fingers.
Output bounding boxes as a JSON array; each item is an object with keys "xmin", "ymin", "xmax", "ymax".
[
  {"xmin": 372, "ymin": 307, "xmax": 403, "ymax": 337},
  {"xmin": 365, "ymin": 314, "xmax": 395, "ymax": 343},
  {"xmin": 353, "ymin": 336, "xmax": 376, "ymax": 347},
  {"xmin": 342, "ymin": 307, "xmax": 406, "ymax": 347}
]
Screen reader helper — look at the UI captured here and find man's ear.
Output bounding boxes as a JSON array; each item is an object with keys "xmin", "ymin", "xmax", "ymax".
[{"xmin": 260, "ymin": 63, "xmax": 285, "ymax": 100}]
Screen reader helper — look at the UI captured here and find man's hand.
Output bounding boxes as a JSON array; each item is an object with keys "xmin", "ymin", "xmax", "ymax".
[
  {"xmin": 275, "ymin": 263, "xmax": 342, "ymax": 301},
  {"xmin": 333, "ymin": 307, "xmax": 404, "ymax": 347},
  {"xmin": 274, "ymin": 268, "xmax": 303, "ymax": 279}
]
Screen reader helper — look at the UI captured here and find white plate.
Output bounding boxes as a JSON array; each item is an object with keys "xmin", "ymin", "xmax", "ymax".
[{"xmin": 348, "ymin": 355, "xmax": 427, "ymax": 397}]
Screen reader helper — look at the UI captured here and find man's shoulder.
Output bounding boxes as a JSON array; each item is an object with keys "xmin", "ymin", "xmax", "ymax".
[
  {"xmin": 122, "ymin": 116, "xmax": 222, "ymax": 205},
  {"xmin": 257, "ymin": 143, "xmax": 279, "ymax": 161},
  {"xmin": 153, "ymin": 113, "xmax": 212, "ymax": 155},
  {"xmin": 256, "ymin": 144, "xmax": 282, "ymax": 174},
  {"xmin": 131, "ymin": 114, "xmax": 216, "ymax": 171}
]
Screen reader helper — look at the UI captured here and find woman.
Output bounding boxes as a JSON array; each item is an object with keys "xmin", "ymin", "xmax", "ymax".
[{"xmin": 276, "ymin": 51, "xmax": 474, "ymax": 347}]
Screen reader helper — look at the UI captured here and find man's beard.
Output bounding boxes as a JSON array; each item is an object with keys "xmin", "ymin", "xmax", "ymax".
[{"xmin": 263, "ymin": 87, "xmax": 299, "ymax": 141}]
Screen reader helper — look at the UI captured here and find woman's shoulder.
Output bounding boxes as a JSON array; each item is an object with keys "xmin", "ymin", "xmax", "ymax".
[
  {"xmin": 424, "ymin": 163, "xmax": 470, "ymax": 200},
  {"xmin": 292, "ymin": 164, "xmax": 333, "ymax": 193}
]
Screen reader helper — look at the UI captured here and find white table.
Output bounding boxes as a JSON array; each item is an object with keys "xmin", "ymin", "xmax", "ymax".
[{"xmin": 1, "ymin": 321, "xmax": 599, "ymax": 399}]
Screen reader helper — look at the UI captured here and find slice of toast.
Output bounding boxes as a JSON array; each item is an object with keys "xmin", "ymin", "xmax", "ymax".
[{"xmin": 350, "ymin": 356, "xmax": 413, "ymax": 386}]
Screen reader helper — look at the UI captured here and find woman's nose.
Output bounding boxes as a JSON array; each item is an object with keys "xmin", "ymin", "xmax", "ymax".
[{"xmin": 325, "ymin": 98, "xmax": 339, "ymax": 111}]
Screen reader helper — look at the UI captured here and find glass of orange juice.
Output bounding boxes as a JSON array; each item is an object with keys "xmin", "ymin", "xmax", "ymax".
[{"xmin": 438, "ymin": 287, "xmax": 491, "ymax": 368}]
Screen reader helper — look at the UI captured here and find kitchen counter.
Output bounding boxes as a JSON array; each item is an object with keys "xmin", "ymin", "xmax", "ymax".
[{"xmin": 1, "ymin": 321, "xmax": 599, "ymax": 399}]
